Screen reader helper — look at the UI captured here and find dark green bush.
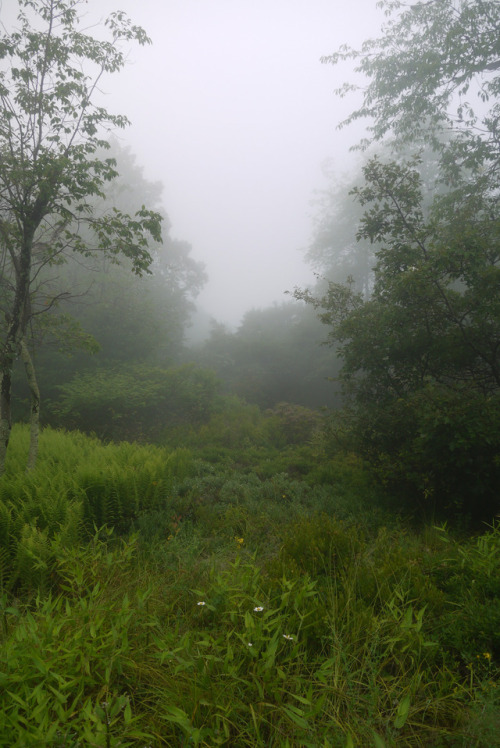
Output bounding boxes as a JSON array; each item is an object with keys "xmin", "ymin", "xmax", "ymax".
[
  {"xmin": 263, "ymin": 402, "xmax": 322, "ymax": 446},
  {"xmin": 54, "ymin": 363, "xmax": 219, "ymax": 442},
  {"xmin": 347, "ymin": 386, "xmax": 500, "ymax": 525},
  {"xmin": 429, "ymin": 524, "xmax": 500, "ymax": 663}
]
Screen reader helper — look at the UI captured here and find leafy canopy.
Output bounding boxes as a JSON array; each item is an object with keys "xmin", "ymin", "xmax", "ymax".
[
  {"xmin": 324, "ymin": 0, "xmax": 500, "ymax": 176},
  {"xmin": 0, "ymin": 0, "xmax": 162, "ymax": 278}
]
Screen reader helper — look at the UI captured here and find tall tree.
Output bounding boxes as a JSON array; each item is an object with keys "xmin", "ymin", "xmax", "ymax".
[
  {"xmin": 0, "ymin": 0, "xmax": 162, "ymax": 472},
  {"xmin": 324, "ymin": 0, "xmax": 500, "ymax": 172},
  {"xmin": 301, "ymin": 0, "xmax": 500, "ymax": 521},
  {"xmin": 35, "ymin": 143, "xmax": 207, "ymax": 373},
  {"xmin": 307, "ymin": 160, "xmax": 376, "ymax": 299}
]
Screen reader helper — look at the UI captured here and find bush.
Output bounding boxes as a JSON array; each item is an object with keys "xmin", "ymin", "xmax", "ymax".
[
  {"xmin": 346, "ymin": 385, "xmax": 500, "ymax": 525},
  {"xmin": 0, "ymin": 426, "xmax": 195, "ymax": 593},
  {"xmin": 263, "ymin": 402, "xmax": 322, "ymax": 446},
  {"xmin": 53, "ymin": 363, "xmax": 220, "ymax": 442}
]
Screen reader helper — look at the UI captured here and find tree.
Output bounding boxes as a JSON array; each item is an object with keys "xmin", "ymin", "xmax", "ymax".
[
  {"xmin": 33, "ymin": 143, "xmax": 206, "ymax": 378},
  {"xmin": 324, "ymin": 0, "xmax": 500, "ymax": 182},
  {"xmin": 301, "ymin": 0, "xmax": 500, "ymax": 522},
  {"xmin": 55, "ymin": 364, "xmax": 220, "ymax": 443},
  {"xmin": 192, "ymin": 302, "xmax": 341, "ymax": 409},
  {"xmin": 0, "ymin": 0, "xmax": 162, "ymax": 472},
  {"xmin": 306, "ymin": 143, "xmax": 449, "ymax": 300},
  {"xmin": 303, "ymin": 157, "xmax": 500, "ymax": 521}
]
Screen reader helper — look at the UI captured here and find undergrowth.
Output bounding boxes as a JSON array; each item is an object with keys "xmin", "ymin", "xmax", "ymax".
[{"xmin": 0, "ymin": 425, "xmax": 498, "ymax": 746}]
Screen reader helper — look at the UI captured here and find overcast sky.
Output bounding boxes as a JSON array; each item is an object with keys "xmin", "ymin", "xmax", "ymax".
[{"xmin": 8, "ymin": 0, "xmax": 385, "ymax": 325}]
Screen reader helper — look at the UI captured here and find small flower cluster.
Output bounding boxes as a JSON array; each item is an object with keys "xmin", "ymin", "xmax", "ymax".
[
  {"xmin": 249, "ymin": 606, "xmax": 294, "ymax": 644},
  {"xmin": 197, "ymin": 601, "xmax": 295, "ymax": 645}
]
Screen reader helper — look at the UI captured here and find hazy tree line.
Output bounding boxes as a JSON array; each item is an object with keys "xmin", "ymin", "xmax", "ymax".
[
  {"xmin": 2, "ymin": 0, "xmax": 499, "ymax": 525},
  {"xmin": 8, "ymin": 133, "xmax": 341, "ymax": 443}
]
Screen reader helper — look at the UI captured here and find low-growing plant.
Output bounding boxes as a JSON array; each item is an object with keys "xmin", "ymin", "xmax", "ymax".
[
  {"xmin": 0, "ymin": 530, "xmax": 157, "ymax": 746},
  {"xmin": 427, "ymin": 523, "xmax": 500, "ymax": 665},
  {"xmin": 0, "ymin": 426, "xmax": 196, "ymax": 593},
  {"xmin": 1, "ymin": 424, "xmax": 498, "ymax": 745},
  {"xmin": 269, "ymin": 513, "xmax": 364, "ymax": 580},
  {"xmin": 55, "ymin": 363, "xmax": 220, "ymax": 443}
]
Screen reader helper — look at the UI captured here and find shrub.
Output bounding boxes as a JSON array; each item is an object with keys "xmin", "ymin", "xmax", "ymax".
[
  {"xmin": 54, "ymin": 363, "xmax": 219, "ymax": 442},
  {"xmin": 264, "ymin": 402, "xmax": 322, "ymax": 446},
  {"xmin": 354, "ymin": 386, "xmax": 500, "ymax": 525}
]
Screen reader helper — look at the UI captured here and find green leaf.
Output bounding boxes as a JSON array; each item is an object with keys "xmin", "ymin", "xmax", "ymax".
[
  {"xmin": 394, "ymin": 694, "xmax": 411, "ymax": 729},
  {"xmin": 372, "ymin": 732, "xmax": 387, "ymax": 748},
  {"xmin": 282, "ymin": 704, "xmax": 309, "ymax": 730}
]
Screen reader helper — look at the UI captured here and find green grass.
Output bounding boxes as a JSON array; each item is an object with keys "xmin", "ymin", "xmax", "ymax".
[{"xmin": 0, "ymin": 425, "xmax": 499, "ymax": 746}]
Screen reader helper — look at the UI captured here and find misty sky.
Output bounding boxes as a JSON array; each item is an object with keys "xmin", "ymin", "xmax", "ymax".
[{"xmin": 9, "ymin": 0, "xmax": 384, "ymax": 325}]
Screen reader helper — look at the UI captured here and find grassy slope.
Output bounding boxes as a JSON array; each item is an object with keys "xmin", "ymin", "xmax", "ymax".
[{"xmin": 0, "ymin": 425, "xmax": 498, "ymax": 747}]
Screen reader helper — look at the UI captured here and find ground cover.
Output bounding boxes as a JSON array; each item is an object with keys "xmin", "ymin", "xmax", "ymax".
[{"xmin": 0, "ymin": 425, "xmax": 498, "ymax": 746}]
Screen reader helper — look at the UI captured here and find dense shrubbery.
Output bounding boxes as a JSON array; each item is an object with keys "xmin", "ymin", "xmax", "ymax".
[
  {"xmin": 332, "ymin": 386, "xmax": 500, "ymax": 525},
  {"xmin": 0, "ymin": 427, "xmax": 194, "ymax": 594},
  {"xmin": 0, "ymin": 426, "xmax": 499, "ymax": 746},
  {"xmin": 52, "ymin": 364, "xmax": 220, "ymax": 442}
]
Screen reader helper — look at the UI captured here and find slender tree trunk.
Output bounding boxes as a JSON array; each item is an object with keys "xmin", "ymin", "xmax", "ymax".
[
  {"xmin": 19, "ymin": 338, "xmax": 40, "ymax": 472},
  {"xmin": 0, "ymin": 204, "xmax": 43, "ymax": 476},
  {"xmin": 0, "ymin": 364, "xmax": 12, "ymax": 476},
  {"xmin": 0, "ymin": 326, "xmax": 20, "ymax": 476},
  {"xmin": 0, "ymin": 246, "xmax": 34, "ymax": 475}
]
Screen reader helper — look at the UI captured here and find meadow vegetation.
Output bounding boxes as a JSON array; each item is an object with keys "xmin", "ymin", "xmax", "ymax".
[
  {"xmin": 1, "ymin": 1, "xmax": 499, "ymax": 745},
  {"xmin": 0, "ymin": 412, "xmax": 498, "ymax": 747}
]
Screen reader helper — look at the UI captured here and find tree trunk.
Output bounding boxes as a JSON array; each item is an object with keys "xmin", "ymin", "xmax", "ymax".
[
  {"xmin": 0, "ymin": 325, "xmax": 20, "ymax": 476},
  {"xmin": 0, "ymin": 212, "xmax": 40, "ymax": 476},
  {"xmin": 0, "ymin": 364, "xmax": 12, "ymax": 476},
  {"xmin": 20, "ymin": 338, "xmax": 40, "ymax": 472},
  {"xmin": 0, "ymin": 311, "xmax": 26, "ymax": 477}
]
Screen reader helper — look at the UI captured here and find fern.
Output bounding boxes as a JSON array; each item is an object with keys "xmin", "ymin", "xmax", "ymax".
[
  {"xmin": 0, "ymin": 502, "xmax": 11, "ymax": 553},
  {"xmin": 15, "ymin": 525, "xmax": 52, "ymax": 593}
]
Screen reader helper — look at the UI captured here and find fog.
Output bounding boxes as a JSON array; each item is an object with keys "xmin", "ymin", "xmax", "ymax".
[{"xmin": 12, "ymin": 0, "xmax": 384, "ymax": 325}]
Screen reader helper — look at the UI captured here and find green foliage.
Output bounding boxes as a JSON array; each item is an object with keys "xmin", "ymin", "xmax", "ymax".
[
  {"xmin": 297, "ymin": 1, "xmax": 500, "ymax": 528},
  {"xmin": 306, "ymin": 159, "xmax": 377, "ymax": 298},
  {"xmin": 323, "ymin": 0, "xmax": 500, "ymax": 180},
  {"xmin": 0, "ymin": 425, "xmax": 499, "ymax": 745},
  {"xmin": 264, "ymin": 402, "xmax": 321, "ymax": 446},
  {"xmin": 274, "ymin": 513, "xmax": 364, "ymax": 579},
  {"xmin": 0, "ymin": 530, "xmax": 155, "ymax": 746},
  {"xmin": 302, "ymin": 148, "xmax": 500, "ymax": 525},
  {"xmin": 358, "ymin": 386, "xmax": 500, "ymax": 522},
  {"xmin": 54, "ymin": 363, "xmax": 219, "ymax": 442},
  {"xmin": 0, "ymin": 0, "xmax": 163, "ymax": 474},
  {"xmin": 428, "ymin": 523, "xmax": 500, "ymax": 664},
  {"xmin": 0, "ymin": 426, "xmax": 195, "ymax": 593},
  {"xmin": 192, "ymin": 303, "xmax": 341, "ymax": 410},
  {"xmin": 163, "ymin": 396, "xmax": 324, "ymax": 467},
  {"xmin": 38, "ymin": 143, "xmax": 206, "ymax": 368}
]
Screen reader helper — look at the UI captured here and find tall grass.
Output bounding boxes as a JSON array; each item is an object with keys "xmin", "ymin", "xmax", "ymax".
[{"xmin": 0, "ymin": 425, "xmax": 498, "ymax": 746}]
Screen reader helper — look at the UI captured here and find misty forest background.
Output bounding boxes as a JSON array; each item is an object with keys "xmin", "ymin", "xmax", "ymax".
[{"xmin": 1, "ymin": 0, "xmax": 499, "ymax": 746}]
